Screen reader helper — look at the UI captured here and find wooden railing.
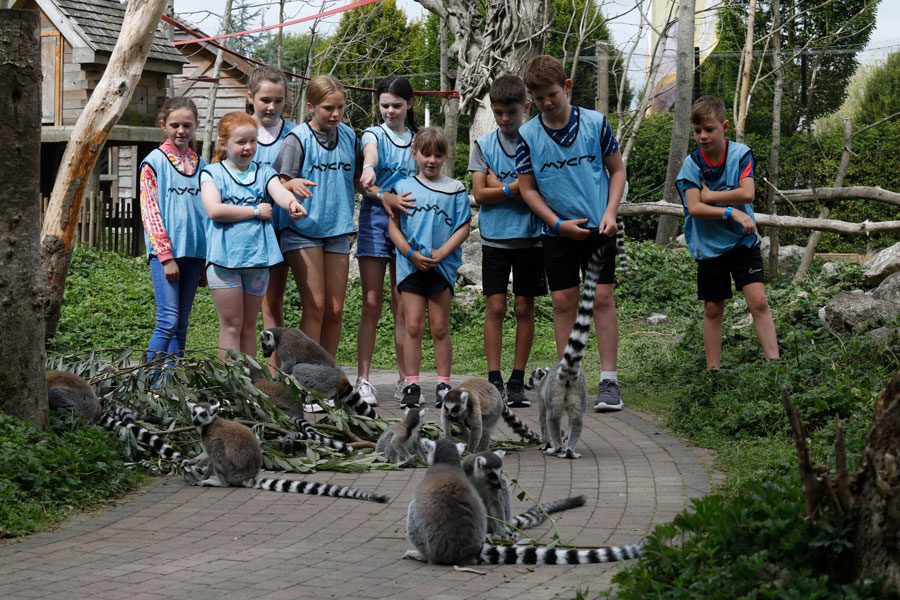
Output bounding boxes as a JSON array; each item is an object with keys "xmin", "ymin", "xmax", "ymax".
[{"xmin": 40, "ymin": 193, "xmax": 144, "ymax": 257}]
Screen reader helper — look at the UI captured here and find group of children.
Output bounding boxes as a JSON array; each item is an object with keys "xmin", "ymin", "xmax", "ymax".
[{"xmin": 139, "ymin": 54, "xmax": 778, "ymax": 414}]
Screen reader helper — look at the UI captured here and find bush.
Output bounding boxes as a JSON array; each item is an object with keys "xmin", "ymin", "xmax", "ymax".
[{"xmin": 0, "ymin": 412, "xmax": 145, "ymax": 537}]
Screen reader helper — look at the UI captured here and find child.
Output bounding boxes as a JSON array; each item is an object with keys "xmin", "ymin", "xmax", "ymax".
[
  {"xmin": 356, "ymin": 76, "xmax": 419, "ymax": 406},
  {"xmin": 247, "ymin": 67, "xmax": 311, "ymax": 371},
  {"xmin": 200, "ymin": 111, "xmax": 306, "ymax": 359},
  {"xmin": 468, "ymin": 74, "xmax": 546, "ymax": 408},
  {"xmin": 140, "ymin": 97, "xmax": 206, "ymax": 367},
  {"xmin": 388, "ymin": 127, "xmax": 471, "ymax": 410},
  {"xmin": 273, "ymin": 75, "xmax": 357, "ymax": 358},
  {"xmin": 515, "ymin": 55, "xmax": 627, "ymax": 412},
  {"xmin": 676, "ymin": 95, "xmax": 779, "ymax": 371}
]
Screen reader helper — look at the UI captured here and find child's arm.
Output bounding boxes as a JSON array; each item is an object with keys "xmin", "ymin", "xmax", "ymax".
[
  {"xmin": 267, "ymin": 177, "xmax": 308, "ymax": 220},
  {"xmin": 432, "ymin": 221, "xmax": 471, "ymax": 263},
  {"xmin": 359, "ymin": 142, "xmax": 379, "ymax": 190},
  {"xmin": 202, "ymin": 180, "xmax": 273, "ymax": 222},
  {"xmin": 600, "ymin": 150, "xmax": 627, "ymax": 237},
  {"xmin": 473, "ymin": 170, "xmax": 520, "ymax": 206},
  {"xmin": 684, "ymin": 186, "xmax": 756, "ymax": 234},
  {"xmin": 518, "ymin": 173, "xmax": 590, "ymax": 239},
  {"xmin": 699, "ymin": 177, "xmax": 755, "ymax": 205},
  {"xmin": 388, "ymin": 213, "xmax": 436, "ymax": 271},
  {"xmin": 139, "ymin": 164, "xmax": 177, "ymax": 279}
]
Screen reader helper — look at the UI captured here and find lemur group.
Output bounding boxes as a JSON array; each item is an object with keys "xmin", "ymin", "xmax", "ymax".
[{"xmin": 49, "ymin": 44, "xmax": 783, "ymax": 565}]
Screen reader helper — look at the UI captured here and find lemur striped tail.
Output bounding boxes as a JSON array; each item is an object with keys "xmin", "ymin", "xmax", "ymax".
[
  {"xmin": 615, "ymin": 216, "xmax": 629, "ymax": 275},
  {"xmin": 338, "ymin": 389, "xmax": 379, "ymax": 420},
  {"xmin": 98, "ymin": 408, "xmax": 184, "ymax": 463},
  {"xmin": 479, "ymin": 540, "xmax": 644, "ymax": 565},
  {"xmin": 500, "ymin": 405, "xmax": 541, "ymax": 444},
  {"xmin": 282, "ymin": 415, "xmax": 351, "ymax": 453},
  {"xmin": 511, "ymin": 495, "xmax": 587, "ymax": 530},
  {"xmin": 254, "ymin": 478, "xmax": 388, "ymax": 503},
  {"xmin": 559, "ymin": 247, "xmax": 604, "ymax": 379}
]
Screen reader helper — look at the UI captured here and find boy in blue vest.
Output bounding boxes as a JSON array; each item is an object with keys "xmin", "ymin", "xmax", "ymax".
[
  {"xmin": 468, "ymin": 75, "xmax": 547, "ymax": 408},
  {"xmin": 516, "ymin": 55, "xmax": 627, "ymax": 412},
  {"xmin": 676, "ymin": 96, "xmax": 779, "ymax": 372}
]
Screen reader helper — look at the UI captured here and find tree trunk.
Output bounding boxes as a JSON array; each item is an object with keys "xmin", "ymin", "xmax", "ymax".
[
  {"xmin": 440, "ymin": 15, "xmax": 459, "ymax": 177},
  {"xmin": 793, "ymin": 118, "xmax": 853, "ymax": 282},
  {"xmin": 0, "ymin": 10, "xmax": 48, "ymax": 429},
  {"xmin": 200, "ymin": 0, "xmax": 234, "ymax": 163},
  {"xmin": 735, "ymin": 0, "xmax": 757, "ymax": 143},
  {"xmin": 765, "ymin": 0, "xmax": 783, "ymax": 277},
  {"xmin": 40, "ymin": 0, "xmax": 168, "ymax": 339},
  {"xmin": 655, "ymin": 0, "xmax": 695, "ymax": 245}
]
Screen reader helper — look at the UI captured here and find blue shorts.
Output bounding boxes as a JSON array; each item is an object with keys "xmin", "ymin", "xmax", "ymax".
[
  {"xmin": 206, "ymin": 264, "xmax": 270, "ymax": 297},
  {"xmin": 356, "ymin": 196, "xmax": 394, "ymax": 259},
  {"xmin": 280, "ymin": 229, "xmax": 351, "ymax": 255}
]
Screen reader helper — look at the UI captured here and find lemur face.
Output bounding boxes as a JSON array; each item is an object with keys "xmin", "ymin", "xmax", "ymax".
[{"xmin": 189, "ymin": 402, "xmax": 219, "ymax": 427}]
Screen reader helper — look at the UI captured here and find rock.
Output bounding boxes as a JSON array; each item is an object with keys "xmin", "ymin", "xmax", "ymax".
[
  {"xmin": 647, "ymin": 313, "xmax": 668, "ymax": 325},
  {"xmin": 872, "ymin": 271, "xmax": 900, "ymax": 303},
  {"xmin": 864, "ymin": 241, "xmax": 900, "ymax": 285},
  {"xmin": 759, "ymin": 237, "xmax": 804, "ymax": 273},
  {"xmin": 868, "ymin": 326, "xmax": 898, "ymax": 343},
  {"xmin": 457, "ymin": 239, "xmax": 483, "ymax": 287},
  {"xmin": 821, "ymin": 262, "xmax": 843, "ymax": 276},
  {"xmin": 455, "ymin": 285, "xmax": 482, "ymax": 307},
  {"xmin": 822, "ymin": 289, "xmax": 900, "ymax": 335}
]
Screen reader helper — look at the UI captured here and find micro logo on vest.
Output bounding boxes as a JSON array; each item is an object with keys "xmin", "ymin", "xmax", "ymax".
[
  {"xmin": 539, "ymin": 154, "xmax": 596, "ymax": 172},
  {"xmin": 310, "ymin": 162, "xmax": 353, "ymax": 172}
]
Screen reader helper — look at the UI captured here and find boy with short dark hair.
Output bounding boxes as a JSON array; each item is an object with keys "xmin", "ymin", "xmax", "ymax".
[
  {"xmin": 516, "ymin": 55, "xmax": 628, "ymax": 412},
  {"xmin": 676, "ymin": 95, "xmax": 779, "ymax": 371},
  {"xmin": 468, "ymin": 74, "xmax": 547, "ymax": 408}
]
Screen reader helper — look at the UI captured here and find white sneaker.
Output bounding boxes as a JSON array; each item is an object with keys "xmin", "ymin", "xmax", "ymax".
[
  {"xmin": 394, "ymin": 380, "xmax": 405, "ymax": 401},
  {"xmin": 303, "ymin": 398, "xmax": 336, "ymax": 413},
  {"xmin": 356, "ymin": 378, "xmax": 378, "ymax": 406}
]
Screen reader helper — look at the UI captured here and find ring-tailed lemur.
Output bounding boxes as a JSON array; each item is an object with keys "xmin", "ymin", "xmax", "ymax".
[
  {"xmin": 47, "ymin": 371, "xmax": 102, "ymax": 423},
  {"xmin": 97, "ymin": 407, "xmax": 185, "ymax": 463},
  {"xmin": 403, "ymin": 439, "xmax": 643, "ymax": 565},
  {"xmin": 260, "ymin": 327, "xmax": 378, "ymax": 419},
  {"xmin": 500, "ymin": 405, "xmax": 542, "ymax": 445},
  {"xmin": 376, "ymin": 407, "xmax": 429, "ymax": 467},
  {"xmin": 531, "ymin": 246, "xmax": 605, "ymax": 459},
  {"xmin": 462, "ymin": 450, "xmax": 586, "ymax": 539},
  {"xmin": 185, "ymin": 401, "xmax": 387, "ymax": 503},
  {"xmin": 615, "ymin": 215, "xmax": 629, "ymax": 275},
  {"xmin": 440, "ymin": 378, "xmax": 504, "ymax": 453},
  {"xmin": 251, "ymin": 372, "xmax": 350, "ymax": 453}
]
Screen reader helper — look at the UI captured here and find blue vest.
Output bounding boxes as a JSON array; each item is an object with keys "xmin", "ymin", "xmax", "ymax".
[
  {"xmin": 201, "ymin": 162, "xmax": 283, "ymax": 268},
  {"xmin": 394, "ymin": 176, "xmax": 471, "ymax": 289},
  {"xmin": 474, "ymin": 130, "xmax": 542, "ymax": 241},
  {"xmin": 255, "ymin": 119, "xmax": 295, "ymax": 232},
  {"xmin": 518, "ymin": 108, "xmax": 610, "ymax": 233},
  {"xmin": 365, "ymin": 124, "xmax": 415, "ymax": 193},
  {"xmin": 139, "ymin": 149, "xmax": 207, "ymax": 260},
  {"xmin": 677, "ymin": 141, "xmax": 757, "ymax": 260},
  {"xmin": 280, "ymin": 122, "xmax": 356, "ymax": 238}
]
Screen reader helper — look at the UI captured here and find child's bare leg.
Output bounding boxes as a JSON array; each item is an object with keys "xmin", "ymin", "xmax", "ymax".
[
  {"xmin": 320, "ymin": 251, "xmax": 349, "ymax": 357},
  {"xmin": 428, "ymin": 289, "xmax": 453, "ymax": 377},
  {"xmin": 550, "ymin": 287, "xmax": 579, "ymax": 358},
  {"xmin": 484, "ymin": 294, "xmax": 507, "ymax": 372},
  {"xmin": 286, "ymin": 247, "xmax": 326, "ymax": 345},
  {"xmin": 210, "ymin": 287, "xmax": 245, "ymax": 359},
  {"xmin": 239, "ymin": 292, "xmax": 265, "ymax": 356},
  {"xmin": 357, "ymin": 257, "xmax": 389, "ymax": 381},
  {"xmin": 742, "ymin": 282, "xmax": 780, "ymax": 359},
  {"xmin": 593, "ymin": 283, "xmax": 618, "ymax": 371},
  {"xmin": 703, "ymin": 299, "xmax": 726, "ymax": 370},
  {"xmin": 389, "ymin": 260, "xmax": 406, "ymax": 381},
  {"xmin": 402, "ymin": 292, "xmax": 427, "ymax": 379},
  {"xmin": 261, "ymin": 263, "xmax": 288, "ymax": 371},
  {"xmin": 512, "ymin": 295, "xmax": 536, "ymax": 371}
]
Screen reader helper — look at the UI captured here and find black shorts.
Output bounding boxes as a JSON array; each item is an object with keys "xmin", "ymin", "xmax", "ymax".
[
  {"xmin": 541, "ymin": 231, "xmax": 617, "ymax": 292},
  {"xmin": 696, "ymin": 243, "xmax": 766, "ymax": 301},
  {"xmin": 481, "ymin": 245, "xmax": 548, "ymax": 297},
  {"xmin": 397, "ymin": 269, "xmax": 451, "ymax": 297}
]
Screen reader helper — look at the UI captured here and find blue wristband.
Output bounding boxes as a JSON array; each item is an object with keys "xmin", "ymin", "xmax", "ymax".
[
  {"xmin": 723, "ymin": 206, "xmax": 733, "ymax": 220},
  {"xmin": 376, "ymin": 188, "xmax": 385, "ymax": 198},
  {"xmin": 554, "ymin": 218, "xmax": 563, "ymax": 233},
  {"xmin": 502, "ymin": 184, "xmax": 512, "ymax": 198},
  {"xmin": 405, "ymin": 247, "xmax": 415, "ymax": 259}
]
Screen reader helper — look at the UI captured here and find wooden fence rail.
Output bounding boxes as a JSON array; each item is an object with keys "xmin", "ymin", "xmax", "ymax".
[{"xmin": 40, "ymin": 194, "xmax": 144, "ymax": 257}]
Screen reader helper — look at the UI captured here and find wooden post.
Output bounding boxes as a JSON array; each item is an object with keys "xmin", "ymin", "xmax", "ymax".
[
  {"xmin": 0, "ymin": 9, "xmax": 48, "ymax": 429},
  {"xmin": 595, "ymin": 41, "xmax": 609, "ymax": 115},
  {"xmin": 40, "ymin": 0, "xmax": 168, "ymax": 338}
]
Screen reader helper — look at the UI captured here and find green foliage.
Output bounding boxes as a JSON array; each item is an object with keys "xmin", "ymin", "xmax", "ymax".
[
  {"xmin": 0, "ymin": 412, "xmax": 145, "ymax": 538},
  {"xmin": 607, "ymin": 478, "xmax": 895, "ymax": 599},
  {"xmin": 856, "ymin": 51, "xmax": 900, "ymax": 125}
]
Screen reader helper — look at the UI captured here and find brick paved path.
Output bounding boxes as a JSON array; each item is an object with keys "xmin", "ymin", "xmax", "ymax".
[{"xmin": 0, "ymin": 370, "xmax": 710, "ymax": 600}]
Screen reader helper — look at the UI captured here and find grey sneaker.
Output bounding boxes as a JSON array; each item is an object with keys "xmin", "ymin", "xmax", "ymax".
[{"xmin": 594, "ymin": 379, "xmax": 623, "ymax": 412}]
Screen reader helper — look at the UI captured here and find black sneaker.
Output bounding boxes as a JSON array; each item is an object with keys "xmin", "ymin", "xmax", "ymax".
[
  {"xmin": 490, "ymin": 379, "xmax": 506, "ymax": 403},
  {"xmin": 505, "ymin": 379, "xmax": 530, "ymax": 408},
  {"xmin": 435, "ymin": 382, "xmax": 452, "ymax": 408},
  {"xmin": 401, "ymin": 383, "xmax": 422, "ymax": 410}
]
